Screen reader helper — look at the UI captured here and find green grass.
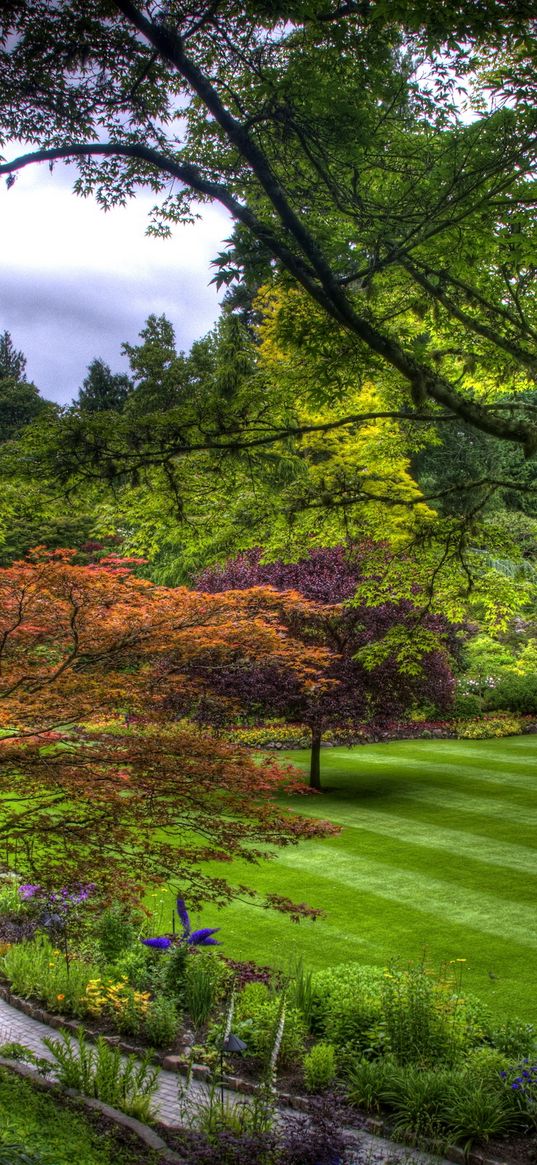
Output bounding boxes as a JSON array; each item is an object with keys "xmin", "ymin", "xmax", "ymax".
[
  {"xmin": 158, "ymin": 737, "xmax": 537, "ymax": 1024},
  {"xmin": 0, "ymin": 1068, "xmax": 155, "ymax": 1164}
]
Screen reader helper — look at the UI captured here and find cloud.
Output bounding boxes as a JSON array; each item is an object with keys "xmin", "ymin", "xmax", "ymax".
[{"xmin": 0, "ymin": 160, "xmax": 230, "ymax": 402}]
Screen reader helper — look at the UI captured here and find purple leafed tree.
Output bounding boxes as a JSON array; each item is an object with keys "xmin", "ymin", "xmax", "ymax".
[{"xmin": 192, "ymin": 547, "xmax": 455, "ymax": 789}]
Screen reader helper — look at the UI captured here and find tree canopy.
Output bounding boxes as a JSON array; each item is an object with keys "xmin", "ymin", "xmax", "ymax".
[{"xmin": 0, "ymin": 0, "xmax": 536, "ymax": 473}]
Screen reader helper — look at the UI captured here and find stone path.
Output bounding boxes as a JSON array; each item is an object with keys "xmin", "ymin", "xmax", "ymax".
[{"xmin": 0, "ymin": 997, "xmax": 456, "ymax": 1165}]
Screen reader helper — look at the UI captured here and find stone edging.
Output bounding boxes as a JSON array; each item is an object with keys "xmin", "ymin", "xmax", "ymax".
[{"xmin": 0, "ymin": 984, "xmax": 512, "ymax": 1165}]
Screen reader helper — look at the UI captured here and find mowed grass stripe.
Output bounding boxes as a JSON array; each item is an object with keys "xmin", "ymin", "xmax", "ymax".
[
  {"xmin": 164, "ymin": 738, "xmax": 537, "ymax": 1021},
  {"xmin": 299, "ymin": 807, "xmax": 537, "ymax": 875},
  {"xmin": 272, "ymin": 846, "xmax": 537, "ymax": 947}
]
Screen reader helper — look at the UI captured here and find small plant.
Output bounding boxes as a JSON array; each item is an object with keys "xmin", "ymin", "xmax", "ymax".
[
  {"xmin": 288, "ymin": 957, "xmax": 315, "ymax": 1028},
  {"xmin": 235, "ymin": 983, "xmax": 306, "ymax": 1069},
  {"xmin": 83, "ymin": 975, "xmax": 151, "ymax": 1035},
  {"xmin": 500, "ymin": 1059, "xmax": 537, "ymax": 1129},
  {"xmin": 186, "ymin": 956, "xmax": 220, "ymax": 1030},
  {"xmin": 2, "ymin": 936, "xmax": 98, "ymax": 1016},
  {"xmin": 346, "ymin": 1056, "xmax": 396, "ymax": 1113},
  {"xmin": 380, "ymin": 1064, "xmax": 455, "ymax": 1143},
  {"xmin": 303, "ymin": 1042, "xmax": 337, "ymax": 1093},
  {"xmin": 446, "ymin": 1080, "xmax": 517, "ymax": 1149},
  {"xmin": 43, "ymin": 1027, "xmax": 159, "ymax": 1121},
  {"xmin": 0, "ymin": 1042, "xmax": 51, "ymax": 1075}
]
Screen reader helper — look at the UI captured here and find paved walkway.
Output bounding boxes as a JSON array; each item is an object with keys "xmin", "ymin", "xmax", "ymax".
[{"xmin": 0, "ymin": 997, "xmax": 456, "ymax": 1165}]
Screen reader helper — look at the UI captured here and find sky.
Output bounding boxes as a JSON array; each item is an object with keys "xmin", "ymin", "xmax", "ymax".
[{"xmin": 0, "ymin": 155, "xmax": 230, "ymax": 404}]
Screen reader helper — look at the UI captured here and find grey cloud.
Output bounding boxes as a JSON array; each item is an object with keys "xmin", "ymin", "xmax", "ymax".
[{"xmin": 0, "ymin": 265, "xmax": 222, "ymax": 404}]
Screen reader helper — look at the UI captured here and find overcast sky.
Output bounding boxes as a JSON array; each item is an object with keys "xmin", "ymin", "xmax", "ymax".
[{"xmin": 0, "ymin": 156, "xmax": 230, "ymax": 404}]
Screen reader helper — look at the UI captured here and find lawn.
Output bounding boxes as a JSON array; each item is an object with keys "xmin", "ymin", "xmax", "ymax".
[{"xmin": 162, "ymin": 736, "xmax": 537, "ymax": 1023}]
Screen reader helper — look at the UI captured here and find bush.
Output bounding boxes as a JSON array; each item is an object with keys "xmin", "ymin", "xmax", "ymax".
[
  {"xmin": 234, "ymin": 983, "xmax": 307, "ymax": 1068},
  {"xmin": 185, "ymin": 954, "xmax": 230, "ymax": 1029},
  {"xmin": 487, "ymin": 1018, "xmax": 537, "ymax": 1059},
  {"xmin": 378, "ymin": 962, "xmax": 478, "ymax": 1067},
  {"xmin": 484, "ymin": 673, "xmax": 537, "ymax": 715},
  {"xmin": 225, "ymin": 725, "xmax": 312, "ymax": 749},
  {"xmin": 380, "ymin": 1064, "xmax": 455, "ymax": 1142},
  {"xmin": 445, "ymin": 1080, "xmax": 517, "ymax": 1148},
  {"xmin": 144, "ymin": 994, "xmax": 179, "ymax": 1048},
  {"xmin": 93, "ymin": 903, "xmax": 139, "ymax": 964},
  {"xmin": 455, "ymin": 714, "xmax": 522, "ymax": 739},
  {"xmin": 310, "ymin": 964, "xmax": 384, "ymax": 1053},
  {"xmin": 43, "ymin": 1027, "xmax": 159, "ymax": 1121},
  {"xmin": 303, "ymin": 1042, "xmax": 337, "ymax": 1093}
]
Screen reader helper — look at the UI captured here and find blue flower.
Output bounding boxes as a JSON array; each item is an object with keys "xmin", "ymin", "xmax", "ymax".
[
  {"xmin": 19, "ymin": 884, "xmax": 41, "ymax": 899},
  {"xmin": 141, "ymin": 936, "xmax": 172, "ymax": 949},
  {"xmin": 187, "ymin": 927, "xmax": 221, "ymax": 946},
  {"xmin": 176, "ymin": 896, "xmax": 191, "ymax": 935}
]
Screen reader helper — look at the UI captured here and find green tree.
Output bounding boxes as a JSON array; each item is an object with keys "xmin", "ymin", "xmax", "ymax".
[
  {"xmin": 0, "ymin": 330, "xmax": 26, "ymax": 380},
  {"xmin": 76, "ymin": 357, "xmax": 133, "ymax": 414},
  {"xmin": 1, "ymin": 1, "xmax": 536, "ymax": 469}
]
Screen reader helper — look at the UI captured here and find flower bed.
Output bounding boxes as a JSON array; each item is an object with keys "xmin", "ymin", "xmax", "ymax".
[{"xmin": 1, "ymin": 880, "xmax": 537, "ymax": 1160}]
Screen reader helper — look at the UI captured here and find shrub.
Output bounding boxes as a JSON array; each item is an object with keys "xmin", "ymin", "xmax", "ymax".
[
  {"xmin": 487, "ymin": 1018, "xmax": 537, "ymax": 1059},
  {"xmin": 303, "ymin": 1042, "xmax": 337, "ymax": 1093},
  {"xmin": 82, "ymin": 975, "xmax": 151, "ymax": 1035},
  {"xmin": 144, "ymin": 994, "xmax": 179, "ymax": 1048},
  {"xmin": 484, "ymin": 673, "xmax": 537, "ymax": 715},
  {"xmin": 310, "ymin": 964, "xmax": 384, "ymax": 1053},
  {"xmin": 225, "ymin": 725, "xmax": 311, "ymax": 749},
  {"xmin": 43, "ymin": 1028, "xmax": 159, "ymax": 1121},
  {"xmin": 378, "ymin": 962, "xmax": 477, "ymax": 1066},
  {"xmin": 455, "ymin": 714, "xmax": 522, "ymax": 739},
  {"xmin": 185, "ymin": 954, "xmax": 230, "ymax": 1030},
  {"xmin": 110, "ymin": 944, "xmax": 152, "ymax": 990},
  {"xmin": 93, "ymin": 903, "xmax": 139, "ymax": 964},
  {"xmin": 234, "ymin": 983, "xmax": 307, "ymax": 1068}
]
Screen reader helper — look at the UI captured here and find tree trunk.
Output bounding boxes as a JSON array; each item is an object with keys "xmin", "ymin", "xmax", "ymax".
[{"xmin": 309, "ymin": 727, "xmax": 322, "ymax": 790}]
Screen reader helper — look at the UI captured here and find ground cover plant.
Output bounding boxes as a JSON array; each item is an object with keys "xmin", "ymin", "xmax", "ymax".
[
  {"xmin": 0, "ymin": 1067, "xmax": 156, "ymax": 1165},
  {"xmin": 169, "ymin": 737, "xmax": 537, "ymax": 1022}
]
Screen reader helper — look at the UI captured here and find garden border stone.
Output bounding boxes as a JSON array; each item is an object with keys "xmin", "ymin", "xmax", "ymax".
[{"xmin": 0, "ymin": 984, "xmax": 512, "ymax": 1165}]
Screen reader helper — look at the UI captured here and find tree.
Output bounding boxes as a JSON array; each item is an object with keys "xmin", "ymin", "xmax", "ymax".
[
  {"xmin": 0, "ymin": 331, "xmax": 26, "ymax": 381},
  {"xmin": 195, "ymin": 547, "xmax": 455, "ymax": 789},
  {"xmin": 76, "ymin": 358, "xmax": 133, "ymax": 414},
  {"xmin": 0, "ymin": 550, "xmax": 336, "ymax": 906},
  {"xmin": 1, "ymin": 2, "xmax": 536, "ymax": 472}
]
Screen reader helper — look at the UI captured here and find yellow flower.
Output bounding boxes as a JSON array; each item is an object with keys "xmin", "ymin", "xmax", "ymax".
[{"xmin": 56, "ymin": 994, "xmax": 65, "ymax": 1001}]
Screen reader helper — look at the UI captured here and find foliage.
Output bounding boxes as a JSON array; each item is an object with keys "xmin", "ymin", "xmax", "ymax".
[
  {"xmin": 484, "ymin": 673, "xmax": 537, "ymax": 715},
  {"xmin": 0, "ymin": 1144, "xmax": 43, "ymax": 1164},
  {"xmin": 144, "ymin": 994, "xmax": 179, "ymax": 1049},
  {"xmin": 346, "ymin": 1056, "xmax": 397, "ymax": 1114},
  {"xmin": 310, "ymin": 964, "xmax": 384, "ymax": 1052},
  {"xmin": 0, "ymin": 551, "xmax": 337, "ymax": 907},
  {"xmin": 43, "ymin": 1028, "xmax": 159, "ymax": 1121},
  {"xmin": 487, "ymin": 1019, "xmax": 537, "ymax": 1060},
  {"xmin": 184, "ymin": 956, "xmax": 225, "ymax": 1031},
  {"xmin": 456, "ymin": 714, "xmax": 522, "ymax": 738},
  {"xmin": 234, "ymin": 983, "xmax": 307, "ymax": 1069},
  {"xmin": 83, "ymin": 976, "xmax": 151, "ymax": 1034},
  {"xmin": 198, "ymin": 546, "xmax": 455, "ymax": 786},
  {"xmin": 378, "ymin": 961, "xmax": 480, "ymax": 1066},
  {"xmin": 2, "ymin": 937, "xmax": 99, "ymax": 1017},
  {"xmin": 93, "ymin": 904, "xmax": 140, "ymax": 965},
  {"xmin": 302, "ymin": 1042, "xmax": 337, "ymax": 1093}
]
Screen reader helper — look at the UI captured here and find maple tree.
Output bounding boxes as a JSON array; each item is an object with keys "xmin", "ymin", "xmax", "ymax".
[
  {"xmin": 0, "ymin": 550, "xmax": 337, "ymax": 909},
  {"xmin": 194, "ymin": 547, "xmax": 455, "ymax": 789}
]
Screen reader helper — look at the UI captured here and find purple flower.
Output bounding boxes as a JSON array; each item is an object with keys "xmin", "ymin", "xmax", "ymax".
[
  {"xmin": 19, "ymin": 884, "xmax": 41, "ymax": 899},
  {"xmin": 187, "ymin": 927, "xmax": 221, "ymax": 946},
  {"xmin": 176, "ymin": 896, "xmax": 191, "ymax": 935},
  {"xmin": 141, "ymin": 936, "xmax": 172, "ymax": 949}
]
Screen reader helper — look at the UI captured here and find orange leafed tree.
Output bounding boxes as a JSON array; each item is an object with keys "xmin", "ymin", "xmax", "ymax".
[{"xmin": 0, "ymin": 550, "xmax": 337, "ymax": 911}]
